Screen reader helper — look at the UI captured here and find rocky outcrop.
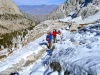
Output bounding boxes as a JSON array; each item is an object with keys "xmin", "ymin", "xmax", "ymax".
[
  {"xmin": 48, "ymin": 0, "xmax": 100, "ymax": 20},
  {"xmin": 0, "ymin": 0, "xmax": 38, "ymax": 35},
  {"xmin": 0, "ymin": 0, "xmax": 39, "ymax": 50},
  {"xmin": 21, "ymin": 11, "xmax": 39, "ymax": 24},
  {"xmin": 0, "ymin": 0, "xmax": 22, "ymax": 15}
]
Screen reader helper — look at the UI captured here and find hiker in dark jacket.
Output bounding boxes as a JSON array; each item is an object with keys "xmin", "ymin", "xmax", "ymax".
[
  {"xmin": 46, "ymin": 32, "xmax": 53, "ymax": 49},
  {"xmin": 52, "ymin": 29, "xmax": 59, "ymax": 43}
]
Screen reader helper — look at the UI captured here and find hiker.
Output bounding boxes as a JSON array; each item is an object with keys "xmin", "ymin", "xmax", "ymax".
[
  {"xmin": 46, "ymin": 32, "xmax": 53, "ymax": 49},
  {"xmin": 52, "ymin": 29, "xmax": 59, "ymax": 43},
  {"xmin": 56, "ymin": 30, "xmax": 63, "ymax": 43}
]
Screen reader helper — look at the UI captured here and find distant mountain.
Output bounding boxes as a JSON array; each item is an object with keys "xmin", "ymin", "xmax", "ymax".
[
  {"xmin": 18, "ymin": 4, "xmax": 58, "ymax": 21},
  {"xmin": 48, "ymin": 0, "xmax": 100, "ymax": 20}
]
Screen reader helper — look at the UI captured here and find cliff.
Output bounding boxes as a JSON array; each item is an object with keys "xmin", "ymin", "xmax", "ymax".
[
  {"xmin": 0, "ymin": 0, "xmax": 38, "ymax": 35},
  {"xmin": 48, "ymin": 0, "xmax": 100, "ymax": 20}
]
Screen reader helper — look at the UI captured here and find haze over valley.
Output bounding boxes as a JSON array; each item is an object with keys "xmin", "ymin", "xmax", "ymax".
[{"xmin": 18, "ymin": 4, "xmax": 58, "ymax": 21}]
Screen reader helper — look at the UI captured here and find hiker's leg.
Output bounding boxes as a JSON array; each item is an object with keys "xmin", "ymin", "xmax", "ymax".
[
  {"xmin": 50, "ymin": 42, "xmax": 52, "ymax": 49},
  {"xmin": 53, "ymin": 37, "xmax": 55, "ymax": 43},
  {"xmin": 55, "ymin": 37, "xmax": 57, "ymax": 43},
  {"xmin": 53, "ymin": 37, "xmax": 56, "ymax": 43},
  {"xmin": 48, "ymin": 42, "xmax": 50, "ymax": 49},
  {"xmin": 47, "ymin": 42, "xmax": 49, "ymax": 48},
  {"xmin": 48, "ymin": 42, "xmax": 52, "ymax": 49}
]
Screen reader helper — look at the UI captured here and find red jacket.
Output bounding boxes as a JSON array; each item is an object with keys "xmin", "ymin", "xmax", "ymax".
[{"xmin": 52, "ymin": 31, "xmax": 58, "ymax": 37}]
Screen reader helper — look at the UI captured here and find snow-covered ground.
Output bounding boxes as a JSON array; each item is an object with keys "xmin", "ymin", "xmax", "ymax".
[
  {"xmin": 60, "ymin": 12, "xmax": 100, "ymax": 24},
  {"xmin": 28, "ymin": 25, "xmax": 100, "ymax": 75},
  {"xmin": 0, "ymin": 11, "xmax": 100, "ymax": 75}
]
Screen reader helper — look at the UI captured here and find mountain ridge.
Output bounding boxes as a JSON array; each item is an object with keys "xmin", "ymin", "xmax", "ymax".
[
  {"xmin": 18, "ymin": 5, "xmax": 58, "ymax": 21},
  {"xmin": 47, "ymin": 0, "xmax": 100, "ymax": 20}
]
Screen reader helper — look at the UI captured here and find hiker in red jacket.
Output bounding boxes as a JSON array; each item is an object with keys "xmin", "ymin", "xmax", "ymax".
[{"xmin": 52, "ymin": 29, "xmax": 59, "ymax": 43}]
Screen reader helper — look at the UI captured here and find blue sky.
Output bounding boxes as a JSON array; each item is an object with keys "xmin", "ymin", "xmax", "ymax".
[{"xmin": 13, "ymin": 0, "xmax": 65, "ymax": 6}]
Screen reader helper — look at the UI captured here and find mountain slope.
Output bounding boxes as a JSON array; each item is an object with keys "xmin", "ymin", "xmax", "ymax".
[
  {"xmin": 0, "ymin": 0, "xmax": 22, "ymax": 14},
  {"xmin": 1, "ymin": 0, "xmax": 100, "ymax": 75},
  {"xmin": 1, "ymin": 17, "xmax": 100, "ymax": 75},
  {"xmin": 0, "ymin": 0, "xmax": 38, "ymax": 35},
  {"xmin": 47, "ymin": 0, "xmax": 100, "ymax": 20},
  {"xmin": 0, "ymin": 0, "xmax": 39, "ymax": 50}
]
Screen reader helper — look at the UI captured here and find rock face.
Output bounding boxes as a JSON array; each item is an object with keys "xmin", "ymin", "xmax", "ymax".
[
  {"xmin": 0, "ymin": 0, "xmax": 38, "ymax": 35},
  {"xmin": 0, "ymin": 0, "xmax": 22, "ymax": 14},
  {"xmin": 47, "ymin": 0, "xmax": 100, "ymax": 20},
  {"xmin": 0, "ymin": 0, "xmax": 40, "ymax": 61}
]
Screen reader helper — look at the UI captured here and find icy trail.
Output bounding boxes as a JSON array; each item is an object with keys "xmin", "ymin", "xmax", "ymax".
[{"xmin": 28, "ymin": 24, "xmax": 100, "ymax": 75}]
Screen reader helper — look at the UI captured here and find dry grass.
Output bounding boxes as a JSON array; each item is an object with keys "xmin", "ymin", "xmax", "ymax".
[
  {"xmin": 70, "ymin": 30, "xmax": 77, "ymax": 32},
  {"xmin": 70, "ymin": 22, "xmax": 96, "ymax": 31},
  {"xmin": 78, "ymin": 22, "xmax": 96, "ymax": 29},
  {"xmin": 0, "ymin": 55, "xmax": 6, "ymax": 59}
]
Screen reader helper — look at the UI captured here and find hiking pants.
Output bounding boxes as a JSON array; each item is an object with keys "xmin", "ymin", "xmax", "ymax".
[
  {"xmin": 48, "ymin": 42, "xmax": 52, "ymax": 49},
  {"xmin": 53, "ymin": 36, "xmax": 57, "ymax": 43}
]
